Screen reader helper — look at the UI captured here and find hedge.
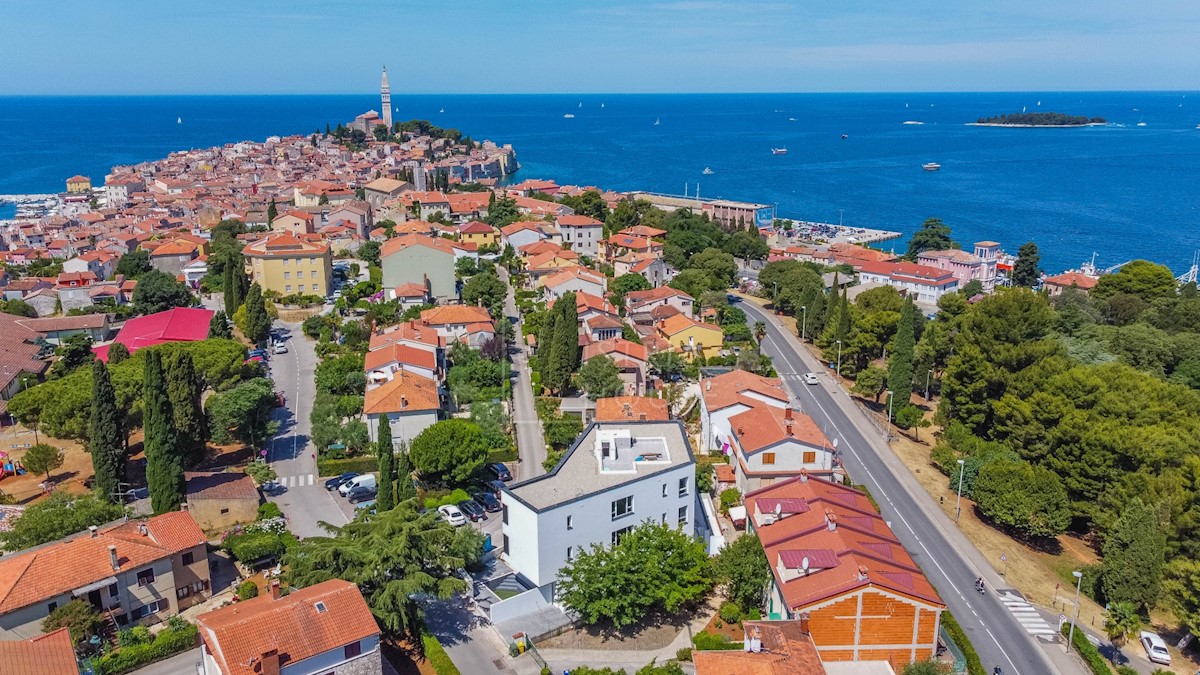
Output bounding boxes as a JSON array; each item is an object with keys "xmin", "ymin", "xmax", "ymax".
[
  {"xmin": 423, "ymin": 489, "xmax": 472, "ymax": 511},
  {"xmin": 317, "ymin": 456, "xmax": 379, "ymax": 477},
  {"xmin": 224, "ymin": 531, "xmax": 287, "ymax": 563},
  {"xmin": 94, "ymin": 623, "xmax": 198, "ymax": 675},
  {"xmin": 1061, "ymin": 622, "xmax": 1113, "ymax": 675},
  {"xmin": 941, "ymin": 611, "xmax": 986, "ymax": 675},
  {"xmin": 692, "ymin": 632, "xmax": 743, "ymax": 651},
  {"xmin": 421, "ymin": 632, "xmax": 462, "ymax": 675}
]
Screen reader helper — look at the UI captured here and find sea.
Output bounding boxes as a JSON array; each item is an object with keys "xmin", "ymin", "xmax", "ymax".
[{"xmin": 2, "ymin": 92, "xmax": 1199, "ymax": 273}]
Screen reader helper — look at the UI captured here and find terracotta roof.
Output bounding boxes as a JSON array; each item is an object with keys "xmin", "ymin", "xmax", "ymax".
[
  {"xmin": 381, "ymin": 232, "xmax": 455, "ymax": 258},
  {"xmin": 458, "ymin": 221, "xmax": 495, "ymax": 235},
  {"xmin": 368, "ymin": 321, "xmax": 443, "ymax": 351},
  {"xmin": 856, "ymin": 260, "xmax": 957, "ymax": 287},
  {"xmin": 1045, "ymin": 271, "xmax": 1098, "ymax": 290},
  {"xmin": 582, "ymin": 337, "xmax": 648, "ymax": 363},
  {"xmin": 149, "ymin": 239, "xmax": 199, "ymax": 257},
  {"xmin": 67, "ymin": 175, "xmax": 90, "ymax": 183},
  {"xmin": 525, "ymin": 250, "xmax": 581, "ymax": 272},
  {"xmin": 0, "ymin": 627, "xmax": 81, "ymax": 675},
  {"xmin": 746, "ymin": 475, "xmax": 945, "ymax": 611},
  {"xmin": 500, "ymin": 221, "xmax": 543, "ymax": 237},
  {"xmin": 692, "ymin": 621, "xmax": 825, "ymax": 675},
  {"xmin": 243, "ymin": 231, "xmax": 329, "ymax": 257},
  {"xmin": 419, "ymin": 304, "xmax": 492, "ymax": 326},
  {"xmin": 363, "ymin": 371, "xmax": 440, "ymax": 414},
  {"xmin": 626, "ymin": 285, "xmax": 693, "ymax": 310},
  {"xmin": 657, "ymin": 313, "xmax": 721, "ymax": 337},
  {"xmin": 0, "ymin": 511, "xmax": 205, "ymax": 615},
  {"xmin": 364, "ymin": 342, "xmax": 438, "ymax": 372},
  {"xmin": 197, "ymin": 579, "xmax": 379, "ymax": 675},
  {"xmin": 0, "ymin": 313, "xmax": 51, "ymax": 394},
  {"xmin": 595, "ymin": 397, "xmax": 669, "ymax": 422},
  {"xmin": 363, "ymin": 177, "xmax": 408, "ymax": 194},
  {"xmin": 556, "ymin": 215, "xmax": 603, "ymax": 227},
  {"xmin": 186, "ymin": 472, "xmax": 259, "ymax": 501},
  {"xmin": 618, "ymin": 225, "xmax": 668, "ymax": 238},
  {"xmin": 729, "ymin": 405, "xmax": 831, "ymax": 453},
  {"xmin": 713, "ymin": 464, "xmax": 736, "ymax": 483},
  {"xmin": 518, "ymin": 240, "xmax": 561, "ymax": 257},
  {"xmin": 393, "ymin": 282, "xmax": 428, "ymax": 298},
  {"xmin": 700, "ymin": 369, "xmax": 788, "ymax": 412},
  {"xmin": 917, "ymin": 248, "xmax": 982, "ymax": 264}
]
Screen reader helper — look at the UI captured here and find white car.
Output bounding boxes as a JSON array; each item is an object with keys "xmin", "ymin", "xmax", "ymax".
[
  {"xmin": 438, "ymin": 504, "xmax": 467, "ymax": 527},
  {"xmin": 802, "ymin": 372, "xmax": 820, "ymax": 385},
  {"xmin": 273, "ymin": 342, "xmax": 288, "ymax": 354},
  {"xmin": 1140, "ymin": 631, "xmax": 1171, "ymax": 665}
]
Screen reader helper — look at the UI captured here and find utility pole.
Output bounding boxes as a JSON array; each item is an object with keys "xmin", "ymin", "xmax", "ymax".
[
  {"xmin": 835, "ymin": 340, "xmax": 843, "ymax": 378},
  {"xmin": 800, "ymin": 306, "xmax": 808, "ymax": 342},
  {"xmin": 955, "ymin": 459, "xmax": 966, "ymax": 523}
]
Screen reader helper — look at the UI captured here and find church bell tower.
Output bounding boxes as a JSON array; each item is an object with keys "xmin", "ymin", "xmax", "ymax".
[{"xmin": 381, "ymin": 66, "xmax": 393, "ymax": 131}]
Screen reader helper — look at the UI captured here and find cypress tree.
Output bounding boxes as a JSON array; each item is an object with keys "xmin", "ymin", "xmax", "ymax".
[
  {"xmin": 165, "ymin": 351, "xmax": 207, "ymax": 468},
  {"xmin": 107, "ymin": 342, "xmax": 130, "ymax": 365},
  {"xmin": 376, "ymin": 417, "xmax": 395, "ymax": 512},
  {"xmin": 209, "ymin": 311, "xmax": 232, "ymax": 339},
  {"xmin": 89, "ymin": 360, "xmax": 126, "ymax": 503},
  {"xmin": 1102, "ymin": 498, "xmax": 1166, "ymax": 611},
  {"xmin": 243, "ymin": 283, "xmax": 271, "ymax": 344},
  {"xmin": 267, "ymin": 198, "xmax": 277, "ymax": 224},
  {"xmin": 395, "ymin": 441, "xmax": 416, "ymax": 503},
  {"xmin": 888, "ymin": 299, "xmax": 916, "ymax": 408},
  {"xmin": 143, "ymin": 351, "xmax": 183, "ymax": 514},
  {"xmin": 558, "ymin": 291, "xmax": 580, "ymax": 373}
]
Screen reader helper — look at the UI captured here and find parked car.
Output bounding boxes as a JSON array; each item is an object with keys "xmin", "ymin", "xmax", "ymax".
[
  {"xmin": 473, "ymin": 491, "xmax": 502, "ymax": 512},
  {"xmin": 346, "ymin": 485, "xmax": 377, "ymax": 504},
  {"xmin": 802, "ymin": 372, "xmax": 820, "ymax": 385},
  {"xmin": 457, "ymin": 499, "xmax": 486, "ymax": 522},
  {"xmin": 485, "ymin": 480, "xmax": 505, "ymax": 498},
  {"xmin": 261, "ymin": 480, "xmax": 286, "ymax": 496},
  {"xmin": 1140, "ymin": 631, "xmax": 1171, "ymax": 665},
  {"xmin": 273, "ymin": 342, "xmax": 288, "ymax": 354},
  {"xmin": 324, "ymin": 472, "xmax": 358, "ymax": 491},
  {"xmin": 438, "ymin": 504, "xmax": 468, "ymax": 526},
  {"xmin": 339, "ymin": 473, "xmax": 377, "ymax": 496},
  {"xmin": 487, "ymin": 462, "xmax": 513, "ymax": 482}
]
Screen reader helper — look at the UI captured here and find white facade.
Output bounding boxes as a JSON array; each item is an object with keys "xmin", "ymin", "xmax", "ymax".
[
  {"xmin": 700, "ymin": 393, "xmax": 788, "ymax": 453},
  {"xmin": 558, "ymin": 220, "xmax": 602, "ymax": 258},
  {"xmin": 501, "ymin": 422, "xmax": 696, "ymax": 591},
  {"xmin": 856, "ymin": 269, "xmax": 958, "ymax": 305},
  {"xmin": 366, "ymin": 409, "xmax": 438, "ymax": 447}
]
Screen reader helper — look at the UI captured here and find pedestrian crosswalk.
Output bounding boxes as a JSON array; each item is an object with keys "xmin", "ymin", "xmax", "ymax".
[
  {"xmin": 278, "ymin": 474, "xmax": 315, "ymax": 487},
  {"xmin": 998, "ymin": 590, "xmax": 1058, "ymax": 639}
]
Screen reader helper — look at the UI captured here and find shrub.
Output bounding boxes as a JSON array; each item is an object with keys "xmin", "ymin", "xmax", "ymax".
[
  {"xmin": 719, "ymin": 488, "xmax": 741, "ymax": 514},
  {"xmin": 719, "ymin": 601, "xmax": 743, "ymax": 624},
  {"xmin": 422, "ymin": 488, "xmax": 472, "ymax": 511},
  {"xmin": 257, "ymin": 502, "xmax": 283, "ymax": 520},
  {"xmin": 116, "ymin": 626, "xmax": 152, "ymax": 648},
  {"xmin": 317, "ymin": 456, "xmax": 379, "ymax": 477},
  {"xmin": 237, "ymin": 580, "xmax": 259, "ymax": 600},
  {"xmin": 1061, "ymin": 622, "xmax": 1111, "ymax": 675},
  {"xmin": 747, "ymin": 608, "xmax": 761, "ymax": 620},
  {"xmin": 94, "ymin": 622, "xmax": 198, "ymax": 675},
  {"xmin": 224, "ymin": 531, "xmax": 286, "ymax": 563},
  {"xmin": 693, "ymin": 632, "xmax": 742, "ymax": 651},
  {"xmin": 941, "ymin": 612, "xmax": 986, "ymax": 675},
  {"xmin": 421, "ymin": 631, "xmax": 462, "ymax": 675},
  {"xmin": 676, "ymin": 647, "xmax": 693, "ymax": 662}
]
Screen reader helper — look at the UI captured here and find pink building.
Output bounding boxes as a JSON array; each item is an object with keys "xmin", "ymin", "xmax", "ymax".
[{"xmin": 917, "ymin": 241, "xmax": 999, "ymax": 293}]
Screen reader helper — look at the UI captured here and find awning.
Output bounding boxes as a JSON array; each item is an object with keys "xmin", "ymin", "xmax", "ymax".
[
  {"xmin": 728, "ymin": 505, "xmax": 747, "ymax": 525},
  {"xmin": 72, "ymin": 577, "xmax": 117, "ymax": 596}
]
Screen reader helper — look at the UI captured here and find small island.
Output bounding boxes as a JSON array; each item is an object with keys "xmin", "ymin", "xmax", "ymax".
[{"xmin": 970, "ymin": 112, "xmax": 1106, "ymax": 127}]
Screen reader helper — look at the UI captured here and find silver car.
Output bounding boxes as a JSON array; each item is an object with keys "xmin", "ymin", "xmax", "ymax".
[{"xmin": 1140, "ymin": 631, "xmax": 1171, "ymax": 665}]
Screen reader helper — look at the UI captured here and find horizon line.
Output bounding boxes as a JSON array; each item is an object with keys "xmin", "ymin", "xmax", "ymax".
[{"xmin": 2, "ymin": 89, "xmax": 1199, "ymax": 98}]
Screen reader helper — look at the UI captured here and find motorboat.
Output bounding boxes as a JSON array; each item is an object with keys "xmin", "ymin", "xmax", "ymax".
[
  {"xmin": 922, "ymin": 162, "xmax": 941, "ymax": 171},
  {"xmin": 563, "ymin": 114, "xmax": 575, "ymax": 119},
  {"xmin": 702, "ymin": 167, "xmax": 714, "ymax": 175},
  {"xmin": 771, "ymin": 148, "xmax": 788, "ymax": 155}
]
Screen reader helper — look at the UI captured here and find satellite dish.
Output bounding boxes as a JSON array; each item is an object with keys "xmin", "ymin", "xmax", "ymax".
[
  {"xmin": 832, "ymin": 438, "xmax": 839, "ymax": 449},
  {"xmin": 802, "ymin": 556, "xmax": 810, "ymax": 571},
  {"xmin": 775, "ymin": 502, "xmax": 783, "ymax": 516}
]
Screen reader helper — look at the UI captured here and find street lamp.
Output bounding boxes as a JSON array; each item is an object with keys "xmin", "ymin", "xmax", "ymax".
[
  {"xmin": 835, "ymin": 340, "xmax": 843, "ymax": 378},
  {"xmin": 886, "ymin": 390, "xmax": 894, "ymax": 439},
  {"xmin": 925, "ymin": 369, "xmax": 933, "ymax": 401},
  {"xmin": 1068, "ymin": 570, "xmax": 1084, "ymax": 653},
  {"xmin": 955, "ymin": 459, "xmax": 966, "ymax": 523},
  {"xmin": 800, "ymin": 306, "xmax": 808, "ymax": 342}
]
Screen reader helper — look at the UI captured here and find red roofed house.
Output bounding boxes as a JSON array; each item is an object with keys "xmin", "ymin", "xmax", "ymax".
[
  {"xmin": 365, "ymin": 342, "xmax": 441, "ymax": 383},
  {"xmin": 1043, "ymin": 271, "xmax": 1099, "ymax": 297},
  {"xmin": 364, "ymin": 371, "xmax": 441, "ymax": 447},
  {"xmin": 727, "ymin": 405, "xmax": 839, "ymax": 491},
  {"xmin": 745, "ymin": 475, "xmax": 945, "ymax": 671},
  {"xmin": 93, "ymin": 306, "xmax": 214, "ymax": 362},
  {"xmin": 148, "ymin": 239, "xmax": 200, "ymax": 277},
  {"xmin": 185, "ymin": 472, "xmax": 260, "ymax": 532},
  {"xmin": 595, "ymin": 396, "xmax": 669, "ymax": 422},
  {"xmin": 693, "ymin": 620, "xmax": 834, "ymax": 675},
  {"xmin": 197, "ymin": 579, "xmax": 382, "ymax": 675},
  {"xmin": 625, "ymin": 286, "xmax": 694, "ymax": 325},
  {"xmin": 0, "ymin": 511, "xmax": 210, "ymax": 639},
  {"xmin": 457, "ymin": 221, "xmax": 498, "ymax": 248},
  {"xmin": 556, "ymin": 214, "xmax": 604, "ymax": 257},
  {"xmin": 0, "ymin": 627, "xmax": 81, "ymax": 675},
  {"xmin": 699, "ymin": 369, "xmax": 791, "ymax": 454},
  {"xmin": 855, "ymin": 260, "xmax": 959, "ymax": 304},
  {"xmin": 418, "ymin": 305, "xmax": 494, "ymax": 345},
  {"xmin": 271, "ymin": 210, "xmax": 316, "ymax": 236},
  {"xmin": 540, "ymin": 266, "xmax": 607, "ymax": 300},
  {"xmin": 612, "ymin": 251, "xmax": 671, "ymax": 288},
  {"xmin": 583, "ymin": 338, "xmax": 650, "ymax": 395}
]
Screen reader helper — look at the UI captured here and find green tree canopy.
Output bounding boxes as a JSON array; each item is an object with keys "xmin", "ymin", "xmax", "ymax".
[
  {"xmin": 43, "ymin": 599, "xmax": 105, "ymax": 647},
  {"xmin": 1101, "ymin": 498, "xmax": 1166, "ymax": 611},
  {"xmin": 143, "ymin": 350, "xmax": 183, "ymax": 514},
  {"xmin": 115, "ymin": 249, "xmax": 152, "ymax": 279},
  {"xmin": 0, "ymin": 492, "xmax": 126, "ymax": 550},
  {"xmin": 376, "ymin": 416, "xmax": 395, "ymax": 512},
  {"xmin": 242, "ymin": 282, "xmax": 271, "ymax": 344},
  {"xmin": 89, "ymin": 360, "xmax": 126, "ymax": 503},
  {"xmin": 132, "ymin": 269, "xmax": 194, "ymax": 315},
  {"xmin": 713, "ymin": 533, "xmax": 771, "ymax": 611},
  {"xmin": 904, "ymin": 217, "xmax": 958, "ymax": 260},
  {"xmin": 1012, "ymin": 241, "xmax": 1041, "ymax": 287},
  {"xmin": 409, "ymin": 419, "xmax": 488, "ymax": 485},
  {"xmin": 1093, "ymin": 260, "xmax": 1178, "ymax": 302},
  {"xmin": 576, "ymin": 355, "xmax": 625, "ymax": 400},
  {"xmin": 688, "ymin": 248, "xmax": 738, "ymax": 287},
  {"xmin": 609, "ymin": 273, "xmax": 652, "ymax": 309},
  {"xmin": 970, "ymin": 460, "xmax": 1071, "ymax": 538},
  {"xmin": 22, "ymin": 443, "xmax": 64, "ymax": 481},
  {"xmin": 722, "ymin": 231, "xmax": 770, "ymax": 261},
  {"xmin": 206, "ymin": 378, "xmax": 280, "ymax": 450}
]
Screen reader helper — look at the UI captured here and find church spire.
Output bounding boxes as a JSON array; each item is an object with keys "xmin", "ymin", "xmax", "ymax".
[{"xmin": 381, "ymin": 66, "xmax": 393, "ymax": 131}]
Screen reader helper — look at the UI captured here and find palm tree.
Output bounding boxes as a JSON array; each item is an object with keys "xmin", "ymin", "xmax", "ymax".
[
  {"xmin": 1104, "ymin": 601, "xmax": 1141, "ymax": 647},
  {"xmin": 754, "ymin": 321, "xmax": 767, "ymax": 354}
]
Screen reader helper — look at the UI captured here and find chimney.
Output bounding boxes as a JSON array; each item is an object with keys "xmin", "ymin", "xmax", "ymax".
[
  {"xmin": 270, "ymin": 580, "xmax": 281, "ymax": 601},
  {"xmin": 799, "ymin": 468, "xmax": 808, "ymax": 483},
  {"xmin": 89, "ymin": 525, "xmax": 98, "ymax": 538},
  {"xmin": 857, "ymin": 565, "xmax": 869, "ymax": 581},
  {"xmin": 785, "ymin": 406, "xmax": 793, "ymax": 421},
  {"xmin": 704, "ymin": 379, "xmax": 711, "ymax": 392},
  {"xmin": 400, "ymin": 395, "xmax": 408, "ymax": 409},
  {"xmin": 639, "ymin": 413, "xmax": 646, "ymax": 421},
  {"xmin": 786, "ymin": 420, "xmax": 793, "ymax": 437},
  {"xmin": 799, "ymin": 613, "xmax": 811, "ymax": 635},
  {"xmin": 737, "ymin": 425, "xmax": 744, "ymax": 436},
  {"xmin": 825, "ymin": 510, "xmax": 837, "ymax": 531},
  {"xmin": 138, "ymin": 524, "xmax": 148, "ymax": 536},
  {"xmin": 181, "ymin": 502, "xmax": 190, "ymax": 511},
  {"xmin": 259, "ymin": 648, "xmax": 281, "ymax": 675},
  {"xmin": 108, "ymin": 544, "xmax": 119, "ymax": 571}
]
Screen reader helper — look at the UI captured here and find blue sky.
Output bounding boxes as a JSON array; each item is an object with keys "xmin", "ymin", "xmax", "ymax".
[{"xmin": 2, "ymin": 0, "xmax": 1198, "ymax": 94}]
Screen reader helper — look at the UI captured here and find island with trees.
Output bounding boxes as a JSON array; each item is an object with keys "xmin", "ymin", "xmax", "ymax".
[{"xmin": 971, "ymin": 112, "xmax": 1106, "ymax": 127}]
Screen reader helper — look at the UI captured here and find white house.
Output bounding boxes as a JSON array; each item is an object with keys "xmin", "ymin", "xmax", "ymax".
[
  {"xmin": 854, "ymin": 261, "xmax": 959, "ymax": 305},
  {"xmin": 501, "ymin": 421, "xmax": 697, "ymax": 595},
  {"xmin": 699, "ymin": 369, "xmax": 791, "ymax": 454},
  {"xmin": 363, "ymin": 371, "xmax": 441, "ymax": 447},
  {"xmin": 556, "ymin": 215, "xmax": 603, "ymax": 258},
  {"xmin": 540, "ymin": 266, "xmax": 607, "ymax": 301},
  {"xmin": 726, "ymin": 405, "xmax": 838, "ymax": 492}
]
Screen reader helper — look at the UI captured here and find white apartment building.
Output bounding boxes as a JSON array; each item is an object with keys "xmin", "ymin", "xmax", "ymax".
[
  {"xmin": 556, "ymin": 215, "xmax": 603, "ymax": 258},
  {"xmin": 501, "ymin": 422, "xmax": 697, "ymax": 593}
]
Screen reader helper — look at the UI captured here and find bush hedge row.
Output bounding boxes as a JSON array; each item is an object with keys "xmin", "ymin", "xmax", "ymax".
[
  {"xmin": 692, "ymin": 632, "xmax": 743, "ymax": 651},
  {"xmin": 941, "ymin": 611, "xmax": 986, "ymax": 675},
  {"xmin": 94, "ymin": 624, "xmax": 198, "ymax": 675},
  {"xmin": 317, "ymin": 456, "xmax": 379, "ymax": 477},
  {"xmin": 422, "ymin": 632, "xmax": 462, "ymax": 675},
  {"xmin": 1061, "ymin": 622, "xmax": 1112, "ymax": 675}
]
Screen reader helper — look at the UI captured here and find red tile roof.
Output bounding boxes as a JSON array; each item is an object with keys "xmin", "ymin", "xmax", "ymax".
[
  {"xmin": 729, "ymin": 405, "xmax": 831, "ymax": 453},
  {"xmin": 380, "ymin": 232, "xmax": 456, "ymax": 258},
  {"xmin": 364, "ymin": 343, "xmax": 438, "ymax": 373},
  {"xmin": 692, "ymin": 621, "xmax": 825, "ymax": 675},
  {"xmin": 186, "ymin": 472, "xmax": 259, "ymax": 501},
  {"xmin": 419, "ymin": 305, "xmax": 492, "ymax": 326},
  {"xmin": 595, "ymin": 397, "xmax": 669, "ymax": 422},
  {"xmin": 582, "ymin": 338, "xmax": 648, "ymax": 363},
  {"xmin": 0, "ymin": 627, "xmax": 81, "ymax": 675},
  {"xmin": 1044, "ymin": 271, "xmax": 1098, "ymax": 290},
  {"xmin": 197, "ymin": 579, "xmax": 379, "ymax": 675},
  {"xmin": 363, "ymin": 371, "xmax": 440, "ymax": 414},
  {"xmin": 94, "ymin": 307, "xmax": 214, "ymax": 362},
  {"xmin": 700, "ymin": 369, "xmax": 788, "ymax": 412}
]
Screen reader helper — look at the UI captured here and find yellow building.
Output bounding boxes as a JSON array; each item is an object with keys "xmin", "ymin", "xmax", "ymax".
[
  {"xmin": 243, "ymin": 232, "xmax": 333, "ymax": 297},
  {"xmin": 656, "ymin": 314, "xmax": 724, "ymax": 361},
  {"xmin": 66, "ymin": 175, "xmax": 92, "ymax": 194},
  {"xmin": 458, "ymin": 221, "xmax": 498, "ymax": 248}
]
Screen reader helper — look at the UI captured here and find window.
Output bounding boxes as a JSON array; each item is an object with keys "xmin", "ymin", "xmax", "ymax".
[
  {"xmin": 678, "ymin": 506, "xmax": 688, "ymax": 525},
  {"xmin": 284, "ymin": 271, "xmax": 291, "ymax": 279},
  {"xmin": 803, "ymin": 451, "xmax": 816, "ymax": 464},
  {"xmin": 678, "ymin": 477, "xmax": 688, "ymax": 497},
  {"xmin": 285, "ymin": 285, "xmax": 292, "ymax": 293},
  {"xmin": 315, "ymin": 602, "xmax": 328, "ymax": 613},
  {"xmin": 502, "ymin": 534, "xmax": 510, "ymax": 555},
  {"xmin": 661, "ymin": 483, "xmax": 667, "ymax": 497},
  {"xmin": 611, "ymin": 496, "xmax": 634, "ymax": 521},
  {"xmin": 136, "ymin": 568, "xmax": 155, "ymax": 587},
  {"xmin": 182, "ymin": 551, "xmax": 194, "ymax": 566},
  {"xmin": 299, "ymin": 285, "xmax": 305, "ymax": 292},
  {"xmin": 566, "ymin": 546, "xmax": 573, "ymax": 560},
  {"xmin": 108, "ymin": 583, "xmax": 119, "ymax": 598},
  {"xmin": 177, "ymin": 586, "xmax": 190, "ymax": 600},
  {"xmin": 762, "ymin": 452, "xmax": 776, "ymax": 465},
  {"xmin": 220, "ymin": 508, "xmax": 230, "ymax": 515},
  {"xmin": 283, "ymin": 258, "xmax": 289, "ymax": 265},
  {"xmin": 47, "ymin": 601, "xmax": 58, "ymax": 613},
  {"xmin": 311, "ymin": 270, "xmax": 318, "ymax": 278},
  {"xmin": 611, "ymin": 525, "xmax": 634, "ymax": 545},
  {"xmin": 345, "ymin": 641, "xmax": 362, "ymax": 659},
  {"xmin": 502, "ymin": 505, "xmax": 508, "ymax": 525},
  {"xmin": 566, "ymin": 515, "xmax": 574, "ymax": 530}
]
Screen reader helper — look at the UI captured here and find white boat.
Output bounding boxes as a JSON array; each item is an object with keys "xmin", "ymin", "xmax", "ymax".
[
  {"xmin": 1137, "ymin": 122, "xmax": 1147, "ymax": 127},
  {"xmin": 578, "ymin": 102, "xmax": 582, "ymax": 108},
  {"xmin": 601, "ymin": 103, "xmax": 605, "ymax": 108},
  {"xmin": 654, "ymin": 118, "xmax": 660, "ymax": 126},
  {"xmin": 563, "ymin": 114, "xmax": 575, "ymax": 119},
  {"xmin": 788, "ymin": 117, "xmax": 797, "ymax": 121},
  {"xmin": 903, "ymin": 120, "xmax": 924, "ymax": 125},
  {"xmin": 923, "ymin": 162, "xmax": 941, "ymax": 171},
  {"xmin": 177, "ymin": 116, "xmax": 182, "ymax": 124},
  {"xmin": 439, "ymin": 108, "xmax": 445, "ymax": 113},
  {"xmin": 771, "ymin": 148, "xmax": 788, "ymax": 155},
  {"xmin": 702, "ymin": 167, "xmax": 714, "ymax": 175}
]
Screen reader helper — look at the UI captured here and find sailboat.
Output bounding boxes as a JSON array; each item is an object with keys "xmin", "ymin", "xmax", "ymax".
[
  {"xmin": 177, "ymin": 116, "xmax": 182, "ymax": 124},
  {"xmin": 1022, "ymin": 106, "xmax": 1027, "ymax": 113},
  {"xmin": 702, "ymin": 167, "xmax": 714, "ymax": 175},
  {"xmin": 654, "ymin": 118, "xmax": 660, "ymax": 126},
  {"xmin": 439, "ymin": 108, "xmax": 445, "ymax": 113},
  {"xmin": 578, "ymin": 102, "xmax": 582, "ymax": 108},
  {"xmin": 601, "ymin": 103, "xmax": 605, "ymax": 108}
]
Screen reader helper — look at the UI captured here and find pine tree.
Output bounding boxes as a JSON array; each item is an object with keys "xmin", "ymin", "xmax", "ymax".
[
  {"xmin": 545, "ymin": 293, "xmax": 580, "ymax": 394},
  {"xmin": 1102, "ymin": 498, "xmax": 1166, "ymax": 611},
  {"xmin": 90, "ymin": 360, "xmax": 126, "ymax": 503},
  {"xmin": 223, "ymin": 263, "xmax": 246, "ymax": 316},
  {"xmin": 165, "ymin": 351, "xmax": 207, "ymax": 468},
  {"xmin": 888, "ymin": 299, "xmax": 917, "ymax": 407},
  {"xmin": 143, "ymin": 351, "xmax": 183, "ymax": 514},
  {"xmin": 395, "ymin": 441, "xmax": 416, "ymax": 503},
  {"xmin": 243, "ymin": 283, "xmax": 271, "ymax": 344},
  {"xmin": 376, "ymin": 417, "xmax": 395, "ymax": 512},
  {"xmin": 1012, "ymin": 242, "xmax": 1041, "ymax": 288},
  {"xmin": 209, "ymin": 311, "xmax": 232, "ymax": 339}
]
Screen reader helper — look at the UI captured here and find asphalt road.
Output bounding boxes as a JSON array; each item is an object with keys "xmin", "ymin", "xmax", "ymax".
[
  {"xmin": 499, "ymin": 268, "xmax": 547, "ymax": 482},
  {"xmin": 263, "ymin": 320, "xmax": 351, "ymax": 537},
  {"xmin": 737, "ymin": 299, "xmax": 1068, "ymax": 675}
]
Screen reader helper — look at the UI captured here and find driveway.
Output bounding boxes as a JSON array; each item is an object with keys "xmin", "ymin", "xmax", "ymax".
[
  {"xmin": 125, "ymin": 647, "xmax": 202, "ymax": 675},
  {"xmin": 498, "ymin": 268, "xmax": 546, "ymax": 482},
  {"xmin": 263, "ymin": 321, "xmax": 349, "ymax": 538}
]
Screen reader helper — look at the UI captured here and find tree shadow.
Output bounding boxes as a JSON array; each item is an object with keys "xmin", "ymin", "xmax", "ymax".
[
  {"xmin": 421, "ymin": 596, "xmax": 487, "ymax": 647},
  {"xmin": 971, "ymin": 504, "xmax": 1064, "ymax": 555}
]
